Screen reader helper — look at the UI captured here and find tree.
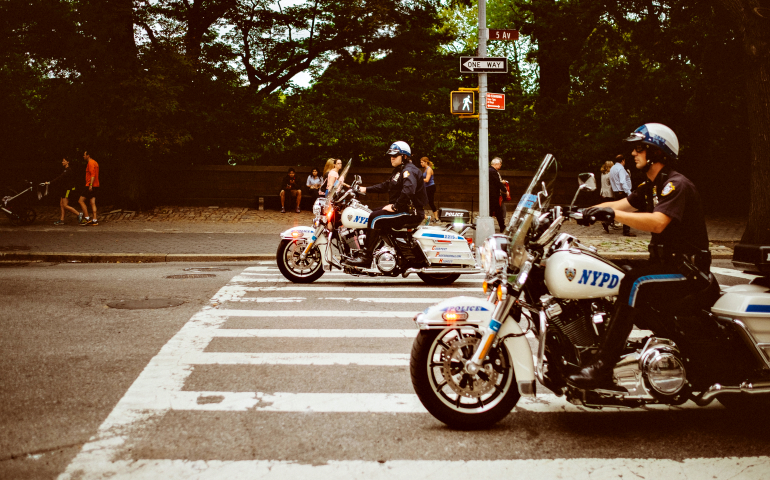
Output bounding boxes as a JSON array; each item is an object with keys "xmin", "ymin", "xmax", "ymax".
[{"xmin": 716, "ymin": 0, "xmax": 770, "ymax": 244}]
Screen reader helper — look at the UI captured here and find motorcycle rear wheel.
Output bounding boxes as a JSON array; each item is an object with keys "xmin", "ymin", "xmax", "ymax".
[
  {"xmin": 276, "ymin": 239, "xmax": 325, "ymax": 283},
  {"xmin": 416, "ymin": 272, "xmax": 460, "ymax": 285},
  {"xmin": 410, "ymin": 328, "xmax": 520, "ymax": 429}
]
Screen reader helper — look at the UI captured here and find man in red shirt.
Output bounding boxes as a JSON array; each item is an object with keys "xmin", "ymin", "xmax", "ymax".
[{"xmin": 78, "ymin": 151, "xmax": 100, "ymax": 226}]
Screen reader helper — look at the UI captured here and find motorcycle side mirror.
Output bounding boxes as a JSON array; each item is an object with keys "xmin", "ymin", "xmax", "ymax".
[
  {"xmin": 568, "ymin": 173, "xmax": 597, "ymax": 207},
  {"xmin": 536, "ymin": 181, "xmax": 549, "ymax": 209}
]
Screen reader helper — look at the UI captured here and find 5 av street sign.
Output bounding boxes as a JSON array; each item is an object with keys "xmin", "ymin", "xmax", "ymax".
[{"xmin": 460, "ymin": 57, "xmax": 508, "ymax": 74}]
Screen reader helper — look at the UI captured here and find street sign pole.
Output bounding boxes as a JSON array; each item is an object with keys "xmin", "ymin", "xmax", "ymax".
[{"xmin": 476, "ymin": 0, "xmax": 494, "ymax": 245}]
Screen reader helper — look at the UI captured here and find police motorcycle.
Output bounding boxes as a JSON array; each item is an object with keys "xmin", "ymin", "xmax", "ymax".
[
  {"xmin": 411, "ymin": 153, "xmax": 770, "ymax": 428},
  {"xmin": 277, "ymin": 159, "xmax": 481, "ymax": 285}
]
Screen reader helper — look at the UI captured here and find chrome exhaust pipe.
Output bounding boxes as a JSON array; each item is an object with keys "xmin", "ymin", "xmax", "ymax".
[
  {"xmin": 693, "ymin": 381, "xmax": 770, "ymax": 406},
  {"xmin": 402, "ymin": 267, "xmax": 482, "ymax": 277}
]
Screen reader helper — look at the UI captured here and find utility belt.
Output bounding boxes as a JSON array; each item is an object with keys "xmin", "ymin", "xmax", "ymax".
[{"xmin": 648, "ymin": 244, "xmax": 711, "ymax": 275}]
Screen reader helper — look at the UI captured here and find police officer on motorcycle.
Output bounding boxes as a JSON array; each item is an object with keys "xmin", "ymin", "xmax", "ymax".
[
  {"xmin": 568, "ymin": 123, "xmax": 714, "ymax": 389},
  {"xmin": 344, "ymin": 141, "xmax": 428, "ymax": 268}
]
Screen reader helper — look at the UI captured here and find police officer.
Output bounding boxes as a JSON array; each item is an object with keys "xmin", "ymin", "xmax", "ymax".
[
  {"xmin": 567, "ymin": 123, "xmax": 712, "ymax": 389},
  {"xmin": 344, "ymin": 141, "xmax": 428, "ymax": 267}
]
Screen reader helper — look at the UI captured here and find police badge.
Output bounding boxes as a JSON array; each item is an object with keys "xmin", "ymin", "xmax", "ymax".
[
  {"xmin": 565, "ymin": 268, "xmax": 576, "ymax": 282},
  {"xmin": 347, "ymin": 214, "xmax": 353, "ymax": 221}
]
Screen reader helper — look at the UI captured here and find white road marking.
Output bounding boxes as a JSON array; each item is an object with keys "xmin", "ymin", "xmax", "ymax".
[
  {"xmin": 234, "ymin": 286, "xmax": 480, "ymax": 292},
  {"xmin": 229, "ymin": 275, "xmax": 481, "ymax": 284},
  {"xmin": 209, "ymin": 309, "xmax": 419, "ymax": 318},
  {"xmin": 228, "ymin": 297, "xmax": 448, "ymax": 304},
  {"xmin": 161, "ymin": 392, "xmax": 723, "ymax": 414},
  {"xmin": 181, "ymin": 352, "xmax": 410, "ymax": 366},
  {"xmin": 711, "ymin": 266, "xmax": 760, "ymax": 280},
  {"xmin": 211, "ymin": 329, "xmax": 416, "ymax": 338},
  {"xmin": 56, "ymin": 457, "xmax": 770, "ymax": 480}
]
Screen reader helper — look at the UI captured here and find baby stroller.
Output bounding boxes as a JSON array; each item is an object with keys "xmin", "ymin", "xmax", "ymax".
[{"xmin": 1, "ymin": 181, "xmax": 47, "ymax": 226}]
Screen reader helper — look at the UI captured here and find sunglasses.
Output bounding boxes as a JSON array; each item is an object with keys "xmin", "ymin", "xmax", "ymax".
[{"xmin": 633, "ymin": 144, "xmax": 647, "ymax": 153}]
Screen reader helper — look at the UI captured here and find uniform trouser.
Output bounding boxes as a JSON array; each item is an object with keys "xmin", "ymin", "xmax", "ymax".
[
  {"xmin": 491, "ymin": 200, "xmax": 505, "ymax": 231},
  {"xmin": 368, "ymin": 208, "xmax": 424, "ymax": 231},
  {"xmin": 612, "ymin": 191, "xmax": 631, "ymax": 234},
  {"xmin": 616, "ymin": 259, "xmax": 707, "ymax": 323}
]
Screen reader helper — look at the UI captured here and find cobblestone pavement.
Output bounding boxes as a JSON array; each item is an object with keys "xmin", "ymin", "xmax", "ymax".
[{"xmin": 0, "ymin": 206, "xmax": 747, "ymax": 256}]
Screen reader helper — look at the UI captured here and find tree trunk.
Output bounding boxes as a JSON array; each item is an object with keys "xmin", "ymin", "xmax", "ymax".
[{"xmin": 718, "ymin": 0, "xmax": 770, "ymax": 244}]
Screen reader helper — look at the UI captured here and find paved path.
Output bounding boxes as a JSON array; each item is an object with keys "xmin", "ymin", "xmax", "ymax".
[{"xmin": 0, "ymin": 206, "xmax": 746, "ymax": 262}]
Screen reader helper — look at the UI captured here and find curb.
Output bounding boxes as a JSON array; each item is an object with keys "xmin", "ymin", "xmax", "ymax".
[
  {"xmin": 0, "ymin": 251, "xmax": 734, "ymax": 263},
  {"xmin": 0, "ymin": 252, "xmax": 275, "ymax": 263}
]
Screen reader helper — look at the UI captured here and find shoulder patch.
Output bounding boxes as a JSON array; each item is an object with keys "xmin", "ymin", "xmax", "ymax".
[
  {"xmin": 403, "ymin": 170, "xmax": 410, "ymax": 178},
  {"xmin": 661, "ymin": 182, "xmax": 675, "ymax": 196}
]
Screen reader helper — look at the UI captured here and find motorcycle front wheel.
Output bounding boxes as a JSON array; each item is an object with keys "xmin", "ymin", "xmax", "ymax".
[
  {"xmin": 276, "ymin": 239, "xmax": 325, "ymax": 283},
  {"xmin": 410, "ymin": 328, "xmax": 520, "ymax": 429},
  {"xmin": 416, "ymin": 272, "xmax": 460, "ymax": 285}
]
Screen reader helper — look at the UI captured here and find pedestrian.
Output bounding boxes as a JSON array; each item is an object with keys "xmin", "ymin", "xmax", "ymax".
[
  {"xmin": 489, "ymin": 157, "xmax": 508, "ymax": 232},
  {"xmin": 46, "ymin": 157, "xmax": 82, "ymax": 225},
  {"xmin": 322, "ymin": 158, "xmax": 343, "ymax": 196},
  {"xmin": 420, "ymin": 157, "xmax": 438, "ymax": 224},
  {"xmin": 279, "ymin": 167, "xmax": 302, "ymax": 213},
  {"xmin": 599, "ymin": 160, "xmax": 615, "ymax": 233},
  {"xmin": 343, "ymin": 141, "xmax": 427, "ymax": 268},
  {"xmin": 78, "ymin": 150, "xmax": 99, "ymax": 226},
  {"xmin": 306, "ymin": 167, "xmax": 323, "ymax": 202},
  {"xmin": 568, "ymin": 123, "xmax": 712, "ymax": 389},
  {"xmin": 609, "ymin": 154, "xmax": 636, "ymax": 236}
]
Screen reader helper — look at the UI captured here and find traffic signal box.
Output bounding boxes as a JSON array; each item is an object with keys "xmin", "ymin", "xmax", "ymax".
[{"xmin": 450, "ymin": 89, "xmax": 477, "ymax": 117}]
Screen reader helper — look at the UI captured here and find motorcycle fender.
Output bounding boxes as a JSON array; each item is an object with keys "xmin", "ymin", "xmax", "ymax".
[
  {"xmin": 279, "ymin": 226, "xmax": 316, "ymax": 241},
  {"xmin": 415, "ymin": 296, "xmax": 536, "ymax": 397}
]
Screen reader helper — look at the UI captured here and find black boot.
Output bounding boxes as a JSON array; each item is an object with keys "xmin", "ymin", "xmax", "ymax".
[
  {"xmin": 344, "ymin": 229, "xmax": 379, "ymax": 267},
  {"xmin": 566, "ymin": 303, "xmax": 636, "ymax": 389}
]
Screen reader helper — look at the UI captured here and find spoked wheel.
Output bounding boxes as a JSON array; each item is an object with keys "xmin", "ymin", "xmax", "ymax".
[
  {"xmin": 416, "ymin": 272, "xmax": 460, "ymax": 285},
  {"xmin": 410, "ymin": 328, "xmax": 520, "ymax": 429},
  {"xmin": 276, "ymin": 239, "xmax": 325, "ymax": 283},
  {"xmin": 17, "ymin": 207, "xmax": 36, "ymax": 225}
]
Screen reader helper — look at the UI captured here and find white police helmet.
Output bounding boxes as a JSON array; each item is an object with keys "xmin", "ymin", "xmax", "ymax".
[
  {"xmin": 385, "ymin": 141, "xmax": 411, "ymax": 157},
  {"xmin": 624, "ymin": 123, "xmax": 679, "ymax": 161}
]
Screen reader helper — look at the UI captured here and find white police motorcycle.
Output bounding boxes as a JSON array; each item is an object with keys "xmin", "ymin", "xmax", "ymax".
[
  {"xmin": 411, "ymin": 154, "xmax": 770, "ymax": 428},
  {"xmin": 277, "ymin": 159, "xmax": 480, "ymax": 285}
]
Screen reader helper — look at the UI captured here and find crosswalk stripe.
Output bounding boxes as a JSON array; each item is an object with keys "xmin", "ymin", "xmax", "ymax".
[
  {"xmin": 163, "ymin": 391, "xmax": 723, "ymax": 413},
  {"xmin": 59, "ymin": 457, "xmax": 770, "ymax": 480},
  {"xmin": 229, "ymin": 297, "xmax": 449, "ymax": 303},
  {"xmin": 180, "ymin": 352, "xmax": 410, "ymax": 366},
  {"xmin": 211, "ymin": 329, "xmax": 416, "ymax": 337},
  {"xmin": 209, "ymin": 309, "xmax": 419, "ymax": 318},
  {"xmin": 233, "ymin": 286, "xmax": 480, "ymax": 292}
]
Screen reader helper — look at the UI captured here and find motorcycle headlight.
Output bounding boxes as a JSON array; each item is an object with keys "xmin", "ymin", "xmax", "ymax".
[
  {"xmin": 480, "ymin": 235, "xmax": 509, "ymax": 276},
  {"xmin": 313, "ymin": 198, "xmax": 326, "ymax": 216}
]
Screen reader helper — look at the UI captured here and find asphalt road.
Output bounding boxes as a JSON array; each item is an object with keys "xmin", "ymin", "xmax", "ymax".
[{"xmin": 2, "ymin": 260, "xmax": 769, "ymax": 479}]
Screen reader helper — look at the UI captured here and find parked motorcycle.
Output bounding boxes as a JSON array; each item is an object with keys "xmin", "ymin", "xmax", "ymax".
[
  {"xmin": 276, "ymin": 159, "xmax": 480, "ymax": 285},
  {"xmin": 410, "ymin": 153, "xmax": 770, "ymax": 428}
]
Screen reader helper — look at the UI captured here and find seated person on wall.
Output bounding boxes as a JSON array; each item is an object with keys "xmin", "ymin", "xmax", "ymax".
[{"xmin": 280, "ymin": 167, "xmax": 302, "ymax": 213}]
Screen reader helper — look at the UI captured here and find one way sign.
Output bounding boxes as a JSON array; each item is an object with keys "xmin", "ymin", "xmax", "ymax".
[{"xmin": 460, "ymin": 57, "xmax": 508, "ymax": 74}]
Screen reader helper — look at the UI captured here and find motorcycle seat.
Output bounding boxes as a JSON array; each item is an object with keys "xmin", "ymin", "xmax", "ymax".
[{"xmin": 394, "ymin": 219, "xmax": 424, "ymax": 231}]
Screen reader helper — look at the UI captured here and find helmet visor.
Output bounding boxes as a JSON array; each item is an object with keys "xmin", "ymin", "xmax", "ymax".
[
  {"xmin": 624, "ymin": 132, "xmax": 645, "ymax": 143},
  {"xmin": 386, "ymin": 148, "xmax": 401, "ymax": 156}
]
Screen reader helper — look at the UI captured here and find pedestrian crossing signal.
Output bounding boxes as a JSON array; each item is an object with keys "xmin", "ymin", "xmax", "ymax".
[{"xmin": 451, "ymin": 91, "xmax": 475, "ymax": 115}]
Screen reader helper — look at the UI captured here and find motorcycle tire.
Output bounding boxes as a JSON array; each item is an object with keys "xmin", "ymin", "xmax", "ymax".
[
  {"xmin": 410, "ymin": 329, "xmax": 520, "ymax": 429},
  {"xmin": 276, "ymin": 239, "xmax": 325, "ymax": 283},
  {"xmin": 416, "ymin": 272, "xmax": 460, "ymax": 286}
]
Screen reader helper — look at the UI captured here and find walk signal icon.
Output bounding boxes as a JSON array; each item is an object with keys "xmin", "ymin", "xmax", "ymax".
[{"xmin": 451, "ymin": 91, "xmax": 475, "ymax": 115}]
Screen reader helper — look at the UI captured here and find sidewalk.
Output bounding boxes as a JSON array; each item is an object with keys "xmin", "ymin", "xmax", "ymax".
[{"xmin": 0, "ymin": 206, "xmax": 746, "ymax": 263}]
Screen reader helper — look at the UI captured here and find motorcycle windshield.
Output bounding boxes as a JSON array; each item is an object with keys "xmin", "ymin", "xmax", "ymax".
[
  {"xmin": 504, "ymin": 154, "xmax": 558, "ymax": 237},
  {"xmin": 327, "ymin": 158, "xmax": 352, "ymax": 200}
]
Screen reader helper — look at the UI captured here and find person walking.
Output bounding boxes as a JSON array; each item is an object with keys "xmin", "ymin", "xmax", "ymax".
[
  {"xmin": 78, "ymin": 150, "xmax": 99, "ymax": 226},
  {"xmin": 420, "ymin": 157, "xmax": 438, "ymax": 224},
  {"xmin": 279, "ymin": 168, "xmax": 302, "ymax": 213},
  {"xmin": 599, "ymin": 160, "xmax": 615, "ymax": 233},
  {"xmin": 306, "ymin": 168, "xmax": 323, "ymax": 202},
  {"xmin": 609, "ymin": 154, "xmax": 636, "ymax": 236},
  {"xmin": 322, "ymin": 158, "xmax": 343, "ymax": 196},
  {"xmin": 46, "ymin": 157, "xmax": 82, "ymax": 225},
  {"xmin": 489, "ymin": 157, "xmax": 508, "ymax": 232}
]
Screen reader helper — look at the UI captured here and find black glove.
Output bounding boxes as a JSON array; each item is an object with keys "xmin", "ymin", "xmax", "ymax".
[{"xmin": 584, "ymin": 207, "xmax": 615, "ymax": 224}]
